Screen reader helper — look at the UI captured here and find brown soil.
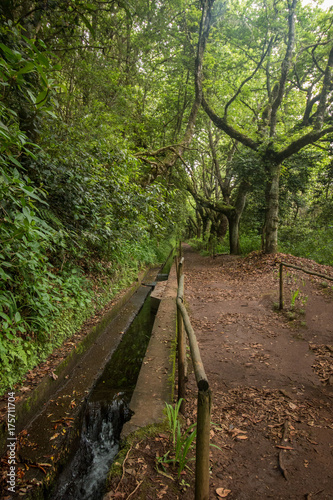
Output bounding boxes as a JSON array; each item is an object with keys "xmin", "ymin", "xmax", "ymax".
[{"xmin": 106, "ymin": 245, "xmax": 333, "ymax": 500}]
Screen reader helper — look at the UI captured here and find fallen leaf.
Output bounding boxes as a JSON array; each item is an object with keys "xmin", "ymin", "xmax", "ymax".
[
  {"xmin": 50, "ymin": 433, "xmax": 59, "ymax": 441},
  {"xmin": 125, "ymin": 468, "xmax": 136, "ymax": 476},
  {"xmin": 216, "ymin": 487, "xmax": 231, "ymax": 498}
]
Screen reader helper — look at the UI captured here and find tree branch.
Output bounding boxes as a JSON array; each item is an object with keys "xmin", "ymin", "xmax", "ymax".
[
  {"xmin": 269, "ymin": 0, "xmax": 297, "ymax": 137},
  {"xmin": 315, "ymin": 45, "xmax": 333, "ymax": 130},
  {"xmin": 224, "ymin": 37, "xmax": 274, "ymax": 117},
  {"xmin": 202, "ymin": 96, "xmax": 260, "ymax": 151},
  {"xmin": 276, "ymin": 125, "xmax": 333, "ymax": 163}
]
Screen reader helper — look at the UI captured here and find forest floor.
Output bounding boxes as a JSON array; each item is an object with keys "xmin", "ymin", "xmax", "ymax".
[{"xmin": 106, "ymin": 244, "xmax": 333, "ymax": 500}]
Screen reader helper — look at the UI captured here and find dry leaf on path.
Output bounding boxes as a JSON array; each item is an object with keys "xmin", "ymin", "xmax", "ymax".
[{"xmin": 216, "ymin": 487, "xmax": 231, "ymax": 497}]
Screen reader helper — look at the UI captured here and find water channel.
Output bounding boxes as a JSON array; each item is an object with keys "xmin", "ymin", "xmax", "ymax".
[{"xmin": 49, "ymin": 294, "xmax": 157, "ymax": 500}]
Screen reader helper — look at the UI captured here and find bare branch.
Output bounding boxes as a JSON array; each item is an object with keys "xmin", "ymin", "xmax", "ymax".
[{"xmin": 224, "ymin": 37, "xmax": 274, "ymax": 117}]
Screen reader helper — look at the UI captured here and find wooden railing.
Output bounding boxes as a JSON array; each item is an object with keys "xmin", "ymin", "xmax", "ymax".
[
  {"xmin": 175, "ymin": 245, "xmax": 212, "ymax": 500},
  {"xmin": 279, "ymin": 261, "xmax": 333, "ymax": 309}
]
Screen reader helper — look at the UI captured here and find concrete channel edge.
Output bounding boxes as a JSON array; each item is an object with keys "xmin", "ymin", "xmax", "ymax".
[{"xmin": 121, "ymin": 261, "xmax": 178, "ymax": 438}]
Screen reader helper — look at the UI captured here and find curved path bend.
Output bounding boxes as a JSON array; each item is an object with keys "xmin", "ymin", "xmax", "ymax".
[{"xmin": 183, "ymin": 244, "xmax": 333, "ymax": 500}]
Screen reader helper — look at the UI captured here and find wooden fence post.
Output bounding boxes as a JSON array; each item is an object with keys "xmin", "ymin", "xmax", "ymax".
[
  {"xmin": 176, "ymin": 254, "xmax": 213, "ymax": 497},
  {"xmin": 177, "ymin": 262, "xmax": 186, "ymax": 413},
  {"xmin": 177, "ymin": 307, "xmax": 186, "ymax": 413},
  {"xmin": 279, "ymin": 263, "xmax": 283, "ymax": 310},
  {"xmin": 177, "ymin": 258, "xmax": 183, "ymax": 284},
  {"xmin": 195, "ymin": 388, "xmax": 212, "ymax": 500}
]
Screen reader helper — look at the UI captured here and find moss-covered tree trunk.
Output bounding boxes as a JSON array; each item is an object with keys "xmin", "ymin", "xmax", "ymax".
[
  {"xmin": 264, "ymin": 164, "xmax": 281, "ymax": 254},
  {"xmin": 228, "ymin": 179, "xmax": 249, "ymax": 255},
  {"xmin": 228, "ymin": 213, "xmax": 241, "ymax": 255}
]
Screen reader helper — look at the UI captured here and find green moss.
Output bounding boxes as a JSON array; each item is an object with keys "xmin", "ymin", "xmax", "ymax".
[{"xmin": 106, "ymin": 422, "xmax": 168, "ymax": 485}]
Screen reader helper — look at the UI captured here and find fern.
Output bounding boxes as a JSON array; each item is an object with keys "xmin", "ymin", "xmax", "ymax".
[{"xmin": 38, "ymin": 208, "xmax": 64, "ymax": 229}]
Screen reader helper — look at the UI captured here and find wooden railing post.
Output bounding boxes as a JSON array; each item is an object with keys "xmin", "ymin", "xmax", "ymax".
[
  {"xmin": 176, "ymin": 254, "xmax": 212, "ymax": 498},
  {"xmin": 177, "ymin": 265, "xmax": 186, "ymax": 413},
  {"xmin": 177, "ymin": 257, "xmax": 184, "ymax": 284},
  {"xmin": 177, "ymin": 310, "xmax": 186, "ymax": 413},
  {"xmin": 278, "ymin": 261, "xmax": 333, "ymax": 310},
  {"xmin": 279, "ymin": 262, "xmax": 284, "ymax": 310},
  {"xmin": 179, "ymin": 240, "xmax": 182, "ymax": 259},
  {"xmin": 195, "ymin": 388, "xmax": 212, "ymax": 500}
]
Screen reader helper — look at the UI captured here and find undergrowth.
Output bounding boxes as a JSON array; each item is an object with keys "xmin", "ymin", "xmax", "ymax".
[
  {"xmin": 188, "ymin": 231, "xmax": 261, "ymax": 256},
  {"xmin": 0, "ymin": 238, "xmax": 174, "ymax": 394},
  {"xmin": 279, "ymin": 226, "xmax": 333, "ymax": 267},
  {"xmin": 189, "ymin": 227, "xmax": 333, "ymax": 268}
]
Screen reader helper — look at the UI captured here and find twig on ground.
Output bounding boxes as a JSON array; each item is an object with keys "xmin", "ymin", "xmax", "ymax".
[
  {"xmin": 278, "ymin": 420, "xmax": 290, "ymax": 480},
  {"xmin": 114, "ymin": 443, "xmax": 134, "ymax": 493},
  {"xmin": 127, "ymin": 479, "xmax": 143, "ymax": 499},
  {"xmin": 305, "ymin": 490, "xmax": 325, "ymax": 499}
]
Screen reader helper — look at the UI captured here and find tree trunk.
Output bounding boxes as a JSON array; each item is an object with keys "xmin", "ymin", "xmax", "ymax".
[
  {"xmin": 228, "ymin": 179, "xmax": 249, "ymax": 255},
  {"xmin": 202, "ymin": 216, "xmax": 211, "ymax": 242},
  {"xmin": 195, "ymin": 210, "xmax": 202, "ymax": 238},
  {"xmin": 264, "ymin": 164, "xmax": 281, "ymax": 253},
  {"xmin": 228, "ymin": 213, "xmax": 241, "ymax": 255}
]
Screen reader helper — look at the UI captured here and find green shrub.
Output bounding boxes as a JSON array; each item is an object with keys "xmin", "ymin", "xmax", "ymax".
[
  {"xmin": 239, "ymin": 231, "xmax": 261, "ymax": 255},
  {"xmin": 279, "ymin": 226, "xmax": 333, "ymax": 266}
]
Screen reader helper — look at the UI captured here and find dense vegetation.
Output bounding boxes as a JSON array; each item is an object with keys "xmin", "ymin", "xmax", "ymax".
[{"xmin": 0, "ymin": 0, "xmax": 332, "ymax": 392}]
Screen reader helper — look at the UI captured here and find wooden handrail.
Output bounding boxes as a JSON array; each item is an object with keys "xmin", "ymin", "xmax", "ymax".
[
  {"xmin": 279, "ymin": 261, "xmax": 333, "ymax": 310},
  {"xmin": 176, "ymin": 298, "xmax": 209, "ymax": 391},
  {"xmin": 175, "ymin": 250, "xmax": 211, "ymax": 500},
  {"xmin": 280, "ymin": 261, "xmax": 333, "ymax": 281}
]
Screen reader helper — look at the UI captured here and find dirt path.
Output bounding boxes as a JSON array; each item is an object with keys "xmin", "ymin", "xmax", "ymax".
[
  {"xmin": 106, "ymin": 244, "xmax": 333, "ymax": 500},
  {"xmin": 182, "ymin": 244, "xmax": 333, "ymax": 500}
]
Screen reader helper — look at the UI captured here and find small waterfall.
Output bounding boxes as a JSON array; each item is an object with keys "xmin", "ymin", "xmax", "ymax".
[{"xmin": 52, "ymin": 396, "xmax": 131, "ymax": 500}]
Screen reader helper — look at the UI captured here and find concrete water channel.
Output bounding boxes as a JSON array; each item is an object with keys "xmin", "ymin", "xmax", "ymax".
[{"xmin": 1, "ymin": 254, "xmax": 178, "ymax": 499}]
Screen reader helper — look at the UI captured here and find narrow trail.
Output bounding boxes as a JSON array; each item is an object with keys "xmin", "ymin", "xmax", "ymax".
[{"xmin": 183, "ymin": 244, "xmax": 333, "ymax": 499}]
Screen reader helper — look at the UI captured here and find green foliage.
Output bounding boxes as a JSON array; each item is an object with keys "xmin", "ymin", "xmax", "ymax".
[
  {"xmin": 290, "ymin": 289, "xmax": 299, "ymax": 309},
  {"xmin": 158, "ymin": 399, "xmax": 196, "ymax": 478},
  {"xmin": 0, "ymin": 17, "xmax": 181, "ymax": 393},
  {"xmin": 279, "ymin": 226, "xmax": 333, "ymax": 267},
  {"xmin": 239, "ymin": 232, "xmax": 262, "ymax": 255},
  {"xmin": 188, "ymin": 230, "xmax": 261, "ymax": 256}
]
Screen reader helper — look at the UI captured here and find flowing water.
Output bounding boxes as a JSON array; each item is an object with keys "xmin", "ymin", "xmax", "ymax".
[{"xmin": 50, "ymin": 294, "xmax": 156, "ymax": 500}]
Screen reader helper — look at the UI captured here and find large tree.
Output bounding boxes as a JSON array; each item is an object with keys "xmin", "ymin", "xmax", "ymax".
[
  {"xmin": 195, "ymin": 0, "xmax": 333, "ymax": 253},
  {"xmin": 184, "ymin": 122, "xmax": 251, "ymax": 254}
]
